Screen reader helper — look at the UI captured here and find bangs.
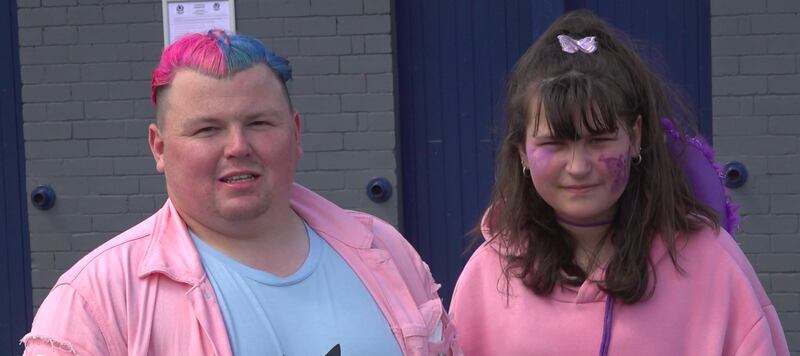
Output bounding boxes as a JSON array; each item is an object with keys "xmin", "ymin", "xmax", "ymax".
[{"xmin": 530, "ymin": 72, "xmax": 633, "ymax": 139}]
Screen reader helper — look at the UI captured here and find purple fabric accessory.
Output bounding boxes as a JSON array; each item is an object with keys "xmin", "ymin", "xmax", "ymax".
[
  {"xmin": 599, "ymin": 295, "xmax": 615, "ymax": 356},
  {"xmin": 557, "ymin": 35, "xmax": 598, "ymax": 54},
  {"xmin": 661, "ymin": 118, "xmax": 740, "ymax": 234}
]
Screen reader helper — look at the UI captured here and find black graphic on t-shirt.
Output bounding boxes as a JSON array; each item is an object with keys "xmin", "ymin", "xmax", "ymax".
[{"xmin": 325, "ymin": 344, "xmax": 341, "ymax": 356}]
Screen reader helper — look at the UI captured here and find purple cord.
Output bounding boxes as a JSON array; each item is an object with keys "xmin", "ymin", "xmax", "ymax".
[{"xmin": 599, "ymin": 295, "xmax": 615, "ymax": 356}]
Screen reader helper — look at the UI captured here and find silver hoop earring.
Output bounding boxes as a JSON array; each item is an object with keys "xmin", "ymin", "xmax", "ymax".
[
  {"xmin": 521, "ymin": 160, "xmax": 531, "ymax": 177},
  {"xmin": 632, "ymin": 152, "xmax": 643, "ymax": 165}
]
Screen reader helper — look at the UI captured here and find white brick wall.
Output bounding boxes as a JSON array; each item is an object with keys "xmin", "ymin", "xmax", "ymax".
[{"xmin": 712, "ymin": 0, "xmax": 800, "ymax": 352}]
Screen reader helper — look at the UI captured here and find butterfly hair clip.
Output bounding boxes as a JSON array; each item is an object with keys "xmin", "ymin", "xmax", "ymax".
[{"xmin": 557, "ymin": 35, "xmax": 598, "ymax": 54}]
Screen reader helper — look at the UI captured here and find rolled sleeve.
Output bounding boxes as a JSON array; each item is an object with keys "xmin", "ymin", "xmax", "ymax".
[{"xmin": 22, "ymin": 284, "xmax": 111, "ymax": 356}]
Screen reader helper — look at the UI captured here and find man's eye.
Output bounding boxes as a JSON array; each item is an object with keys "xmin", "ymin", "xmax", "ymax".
[
  {"xmin": 194, "ymin": 127, "xmax": 218, "ymax": 135},
  {"xmin": 250, "ymin": 121, "xmax": 272, "ymax": 127}
]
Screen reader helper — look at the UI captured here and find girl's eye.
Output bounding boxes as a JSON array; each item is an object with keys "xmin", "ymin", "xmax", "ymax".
[
  {"xmin": 591, "ymin": 136, "xmax": 615, "ymax": 143},
  {"xmin": 540, "ymin": 141, "xmax": 564, "ymax": 146}
]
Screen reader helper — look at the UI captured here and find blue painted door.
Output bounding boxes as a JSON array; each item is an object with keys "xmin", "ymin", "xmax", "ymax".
[
  {"xmin": 396, "ymin": 0, "xmax": 711, "ymax": 306},
  {"xmin": 575, "ymin": 0, "xmax": 713, "ymax": 140},
  {"xmin": 1, "ymin": 0, "xmax": 33, "ymax": 352}
]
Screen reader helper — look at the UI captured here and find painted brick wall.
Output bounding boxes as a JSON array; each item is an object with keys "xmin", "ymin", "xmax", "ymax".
[
  {"xmin": 18, "ymin": 0, "xmax": 397, "ymax": 308},
  {"xmin": 17, "ymin": 0, "xmax": 800, "ymax": 351},
  {"xmin": 711, "ymin": 0, "xmax": 800, "ymax": 352}
]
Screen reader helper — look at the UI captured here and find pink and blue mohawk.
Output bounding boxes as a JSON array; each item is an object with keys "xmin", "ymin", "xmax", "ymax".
[{"xmin": 151, "ymin": 29, "xmax": 291, "ymax": 105}]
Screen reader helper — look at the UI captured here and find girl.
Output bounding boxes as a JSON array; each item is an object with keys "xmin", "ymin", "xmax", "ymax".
[{"xmin": 450, "ymin": 10, "xmax": 788, "ymax": 356}]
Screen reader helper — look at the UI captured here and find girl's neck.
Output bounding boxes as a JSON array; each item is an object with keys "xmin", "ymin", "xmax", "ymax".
[
  {"xmin": 557, "ymin": 216, "xmax": 613, "ymax": 228},
  {"xmin": 559, "ymin": 220, "xmax": 614, "ymax": 273}
]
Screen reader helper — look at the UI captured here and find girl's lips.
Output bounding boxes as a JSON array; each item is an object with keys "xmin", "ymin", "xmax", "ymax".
[{"xmin": 563, "ymin": 184, "xmax": 600, "ymax": 193}]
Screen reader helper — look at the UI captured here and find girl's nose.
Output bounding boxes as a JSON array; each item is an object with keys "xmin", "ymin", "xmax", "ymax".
[{"xmin": 565, "ymin": 145, "xmax": 591, "ymax": 177}]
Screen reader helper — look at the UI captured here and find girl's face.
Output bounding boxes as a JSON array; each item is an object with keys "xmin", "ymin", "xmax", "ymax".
[{"xmin": 519, "ymin": 110, "xmax": 641, "ymax": 225}]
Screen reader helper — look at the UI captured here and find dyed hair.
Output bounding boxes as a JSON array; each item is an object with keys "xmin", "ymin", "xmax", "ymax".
[
  {"xmin": 151, "ymin": 29, "xmax": 292, "ymax": 115},
  {"xmin": 486, "ymin": 9, "xmax": 719, "ymax": 303}
]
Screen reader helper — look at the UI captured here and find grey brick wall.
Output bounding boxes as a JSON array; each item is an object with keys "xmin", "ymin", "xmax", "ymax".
[
  {"xmin": 18, "ymin": 0, "xmax": 800, "ymax": 351},
  {"xmin": 711, "ymin": 0, "xmax": 800, "ymax": 353},
  {"xmin": 19, "ymin": 0, "xmax": 397, "ymax": 308}
]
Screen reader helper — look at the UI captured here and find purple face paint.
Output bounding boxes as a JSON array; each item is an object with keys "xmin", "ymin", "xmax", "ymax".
[
  {"xmin": 526, "ymin": 143, "xmax": 555, "ymax": 174},
  {"xmin": 599, "ymin": 154, "xmax": 630, "ymax": 193}
]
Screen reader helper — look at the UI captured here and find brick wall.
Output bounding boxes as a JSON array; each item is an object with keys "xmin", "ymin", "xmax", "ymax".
[
  {"xmin": 18, "ymin": 0, "xmax": 397, "ymax": 307},
  {"xmin": 17, "ymin": 0, "xmax": 800, "ymax": 351},
  {"xmin": 711, "ymin": 0, "xmax": 800, "ymax": 352}
]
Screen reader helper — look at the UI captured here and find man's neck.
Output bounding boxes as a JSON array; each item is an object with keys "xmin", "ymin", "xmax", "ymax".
[{"xmin": 183, "ymin": 206, "xmax": 310, "ymax": 277}]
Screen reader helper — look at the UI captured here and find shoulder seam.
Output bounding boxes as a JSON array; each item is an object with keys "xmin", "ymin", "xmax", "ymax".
[
  {"xmin": 731, "ymin": 313, "xmax": 767, "ymax": 355},
  {"xmin": 50, "ymin": 283, "xmax": 115, "ymax": 354},
  {"xmin": 60, "ymin": 231, "xmax": 151, "ymax": 284}
]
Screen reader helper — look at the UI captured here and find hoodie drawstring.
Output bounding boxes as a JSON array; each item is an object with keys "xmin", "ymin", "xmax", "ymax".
[{"xmin": 599, "ymin": 295, "xmax": 615, "ymax": 356}]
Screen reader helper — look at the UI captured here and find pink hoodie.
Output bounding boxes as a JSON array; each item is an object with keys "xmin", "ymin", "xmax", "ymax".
[
  {"xmin": 450, "ymin": 220, "xmax": 788, "ymax": 355},
  {"xmin": 23, "ymin": 184, "xmax": 457, "ymax": 356}
]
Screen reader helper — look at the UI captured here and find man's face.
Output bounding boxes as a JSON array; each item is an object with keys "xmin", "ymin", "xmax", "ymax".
[{"xmin": 149, "ymin": 64, "xmax": 302, "ymax": 232}]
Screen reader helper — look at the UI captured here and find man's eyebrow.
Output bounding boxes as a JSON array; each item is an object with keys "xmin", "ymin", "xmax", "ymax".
[
  {"xmin": 189, "ymin": 116, "xmax": 223, "ymax": 124},
  {"xmin": 247, "ymin": 109, "xmax": 284, "ymax": 119}
]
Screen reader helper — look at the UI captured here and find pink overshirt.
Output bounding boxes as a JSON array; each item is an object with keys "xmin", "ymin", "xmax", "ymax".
[
  {"xmin": 450, "ymin": 219, "xmax": 789, "ymax": 355},
  {"xmin": 22, "ymin": 184, "xmax": 457, "ymax": 356}
]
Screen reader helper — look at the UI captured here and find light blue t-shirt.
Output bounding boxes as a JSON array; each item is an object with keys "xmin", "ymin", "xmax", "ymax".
[{"xmin": 191, "ymin": 224, "xmax": 403, "ymax": 356}]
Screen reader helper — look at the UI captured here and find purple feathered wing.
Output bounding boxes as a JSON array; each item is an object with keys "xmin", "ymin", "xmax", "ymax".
[{"xmin": 662, "ymin": 118, "xmax": 740, "ymax": 236}]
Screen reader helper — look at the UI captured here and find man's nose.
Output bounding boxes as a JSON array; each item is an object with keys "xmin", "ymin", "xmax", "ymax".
[
  {"xmin": 565, "ymin": 145, "xmax": 591, "ymax": 177},
  {"xmin": 224, "ymin": 128, "xmax": 252, "ymax": 158}
]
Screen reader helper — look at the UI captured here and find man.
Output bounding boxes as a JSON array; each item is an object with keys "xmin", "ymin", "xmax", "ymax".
[{"xmin": 23, "ymin": 30, "xmax": 456, "ymax": 355}]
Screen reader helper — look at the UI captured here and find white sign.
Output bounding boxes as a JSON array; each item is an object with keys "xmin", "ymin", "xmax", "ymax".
[{"xmin": 162, "ymin": 0, "xmax": 236, "ymax": 46}]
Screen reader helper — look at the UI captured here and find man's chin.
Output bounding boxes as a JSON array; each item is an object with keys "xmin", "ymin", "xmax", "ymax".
[{"xmin": 217, "ymin": 202, "xmax": 271, "ymax": 222}]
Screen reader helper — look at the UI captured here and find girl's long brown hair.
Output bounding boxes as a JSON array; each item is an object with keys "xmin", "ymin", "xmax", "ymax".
[{"xmin": 485, "ymin": 9, "xmax": 719, "ymax": 304}]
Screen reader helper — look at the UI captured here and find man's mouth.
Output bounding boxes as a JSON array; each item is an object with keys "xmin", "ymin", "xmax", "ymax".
[{"xmin": 221, "ymin": 174, "xmax": 258, "ymax": 183}]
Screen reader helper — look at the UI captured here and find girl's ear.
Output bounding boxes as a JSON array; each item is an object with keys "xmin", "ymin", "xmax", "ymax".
[
  {"xmin": 518, "ymin": 144, "xmax": 528, "ymax": 164},
  {"xmin": 631, "ymin": 115, "xmax": 642, "ymax": 153}
]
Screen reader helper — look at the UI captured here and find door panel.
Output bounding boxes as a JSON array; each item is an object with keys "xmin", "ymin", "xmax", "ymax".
[{"xmin": 1, "ymin": 0, "xmax": 33, "ymax": 352}]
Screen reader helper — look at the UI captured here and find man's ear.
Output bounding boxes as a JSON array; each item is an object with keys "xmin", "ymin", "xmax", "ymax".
[
  {"xmin": 148, "ymin": 123, "xmax": 166, "ymax": 173},
  {"xmin": 293, "ymin": 111, "xmax": 304, "ymax": 159}
]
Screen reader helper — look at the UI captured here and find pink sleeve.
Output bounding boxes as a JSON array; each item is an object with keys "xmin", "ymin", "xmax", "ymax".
[
  {"xmin": 22, "ymin": 284, "xmax": 112, "ymax": 356},
  {"xmin": 733, "ymin": 315, "xmax": 779, "ymax": 356},
  {"xmin": 717, "ymin": 230, "xmax": 789, "ymax": 356},
  {"xmin": 762, "ymin": 304, "xmax": 790, "ymax": 356}
]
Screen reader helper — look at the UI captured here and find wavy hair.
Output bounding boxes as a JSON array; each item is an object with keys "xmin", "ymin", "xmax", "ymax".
[{"xmin": 485, "ymin": 9, "xmax": 719, "ymax": 303}]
